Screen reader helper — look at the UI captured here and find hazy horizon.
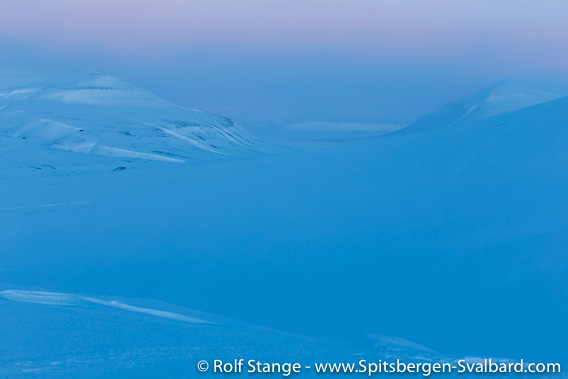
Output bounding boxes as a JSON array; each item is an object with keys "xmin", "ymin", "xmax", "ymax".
[{"xmin": 2, "ymin": 0, "xmax": 568, "ymax": 124}]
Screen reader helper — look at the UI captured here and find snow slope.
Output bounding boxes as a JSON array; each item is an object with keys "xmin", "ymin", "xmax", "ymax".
[
  {"xmin": 3, "ymin": 286, "xmax": 497, "ymax": 377},
  {"xmin": 1, "ymin": 92, "xmax": 567, "ymax": 376},
  {"xmin": 0, "ymin": 71, "xmax": 272, "ymax": 176},
  {"xmin": 396, "ymin": 80, "xmax": 567, "ymax": 135}
]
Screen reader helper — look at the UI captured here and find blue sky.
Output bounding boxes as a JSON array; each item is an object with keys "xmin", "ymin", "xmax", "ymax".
[{"xmin": 1, "ymin": 0, "xmax": 567, "ymax": 122}]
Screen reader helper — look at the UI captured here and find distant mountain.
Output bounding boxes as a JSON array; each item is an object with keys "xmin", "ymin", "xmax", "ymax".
[
  {"xmin": 0, "ymin": 70, "xmax": 272, "ymax": 176},
  {"xmin": 396, "ymin": 80, "xmax": 567, "ymax": 135}
]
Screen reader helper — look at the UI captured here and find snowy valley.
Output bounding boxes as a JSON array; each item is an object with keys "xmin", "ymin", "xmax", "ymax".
[{"xmin": 1, "ymin": 71, "xmax": 567, "ymax": 377}]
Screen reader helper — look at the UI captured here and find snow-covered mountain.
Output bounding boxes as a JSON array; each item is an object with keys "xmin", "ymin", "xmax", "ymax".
[
  {"xmin": 0, "ymin": 70, "xmax": 271, "ymax": 176},
  {"xmin": 2, "ymin": 70, "xmax": 568, "ymax": 375},
  {"xmin": 2, "ymin": 88, "xmax": 568, "ymax": 375},
  {"xmin": 396, "ymin": 80, "xmax": 567, "ymax": 135}
]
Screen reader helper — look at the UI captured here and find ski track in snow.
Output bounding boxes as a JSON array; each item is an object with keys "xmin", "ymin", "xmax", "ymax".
[
  {"xmin": 0, "ymin": 201, "xmax": 91, "ymax": 212},
  {"xmin": 0, "ymin": 290, "xmax": 81, "ymax": 306},
  {"xmin": 0, "ymin": 290, "xmax": 212, "ymax": 324},
  {"xmin": 39, "ymin": 201, "xmax": 91, "ymax": 207}
]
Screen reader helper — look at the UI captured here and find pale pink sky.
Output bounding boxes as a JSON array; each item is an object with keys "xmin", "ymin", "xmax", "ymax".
[
  {"xmin": 1, "ymin": 0, "xmax": 567, "ymax": 121},
  {"xmin": 1, "ymin": 0, "xmax": 567, "ymax": 68}
]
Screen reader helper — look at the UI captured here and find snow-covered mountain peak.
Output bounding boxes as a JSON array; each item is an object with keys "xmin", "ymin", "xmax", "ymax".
[
  {"xmin": 396, "ymin": 79, "xmax": 567, "ymax": 135},
  {"xmin": 481, "ymin": 79, "xmax": 565, "ymax": 115},
  {"xmin": 0, "ymin": 72, "xmax": 168, "ymax": 108},
  {"xmin": 0, "ymin": 70, "xmax": 273, "ymax": 176}
]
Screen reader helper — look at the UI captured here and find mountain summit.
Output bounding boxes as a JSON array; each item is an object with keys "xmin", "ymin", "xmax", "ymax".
[
  {"xmin": 396, "ymin": 80, "xmax": 567, "ymax": 135},
  {"xmin": 0, "ymin": 71, "xmax": 270, "ymax": 176}
]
